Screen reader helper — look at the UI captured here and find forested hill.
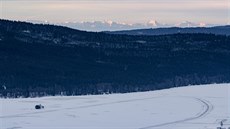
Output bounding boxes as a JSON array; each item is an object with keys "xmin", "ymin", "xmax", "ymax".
[
  {"xmin": 1, "ymin": 19, "xmax": 230, "ymax": 98},
  {"xmin": 107, "ymin": 26, "xmax": 230, "ymax": 36}
]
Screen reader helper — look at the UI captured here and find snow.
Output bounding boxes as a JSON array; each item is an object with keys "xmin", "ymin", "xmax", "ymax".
[{"xmin": 0, "ymin": 84, "xmax": 229, "ymax": 129}]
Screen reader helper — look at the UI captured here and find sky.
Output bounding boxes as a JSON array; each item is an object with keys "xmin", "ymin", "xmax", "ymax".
[{"xmin": 0, "ymin": 0, "xmax": 229, "ymax": 25}]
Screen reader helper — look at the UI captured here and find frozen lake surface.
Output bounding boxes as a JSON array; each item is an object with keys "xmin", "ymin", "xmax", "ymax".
[{"xmin": 0, "ymin": 84, "xmax": 230, "ymax": 129}]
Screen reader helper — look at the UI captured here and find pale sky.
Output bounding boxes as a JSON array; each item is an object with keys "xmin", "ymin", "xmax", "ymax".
[{"xmin": 0, "ymin": 0, "xmax": 229, "ymax": 24}]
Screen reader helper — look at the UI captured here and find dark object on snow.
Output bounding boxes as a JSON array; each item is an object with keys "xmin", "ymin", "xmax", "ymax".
[
  {"xmin": 221, "ymin": 121, "xmax": 224, "ymax": 127},
  {"xmin": 35, "ymin": 104, "xmax": 44, "ymax": 109}
]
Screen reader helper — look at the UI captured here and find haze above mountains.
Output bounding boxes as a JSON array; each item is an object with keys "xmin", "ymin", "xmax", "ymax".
[{"xmin": 27, "ymin": 20, "xmax": 219, "ymax": 32}]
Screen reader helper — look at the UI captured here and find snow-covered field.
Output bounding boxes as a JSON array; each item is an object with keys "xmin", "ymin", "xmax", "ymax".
[{"xmin": 0, "ymin": 84, "xmax": 229, "ymax": 129}]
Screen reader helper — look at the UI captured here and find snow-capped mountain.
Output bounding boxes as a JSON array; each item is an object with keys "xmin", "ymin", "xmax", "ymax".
[
  {"xmin": 60, "ymin": 20, "xmax": 213, "ymax": 31},
  {"xmin": 175, "ymin": 21, "xmax": 207, "ymax": 27},
  {"xmin": 60, "ymin": 20, "xmax": 171, "ymax": 31},
  {"xmin": 26, "ymin": 20, "xmax": 50, "ymax": 24},
  {"xmin": 26, "ymin": 19, "xmax": 218, "ymax": 31},
  {"xmin": 147, "ymin": 20, "xmax": 161, "ymax": 27},
  {"xmin": 60, "ymin": 20, "xmax": 146, "ymax": 31}
]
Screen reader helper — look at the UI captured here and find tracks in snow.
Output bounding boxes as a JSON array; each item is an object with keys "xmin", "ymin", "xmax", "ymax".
[
  {"xmin": 0, "ymin": 95, "xmax": 214, "ymax": 129},
  {"xmin": 0, "ymin": 95, "xmax": 165, "ymax": 119},
  {"xmin": 139, "ymin": 97, "xmax": 213, "ymax": 129}
]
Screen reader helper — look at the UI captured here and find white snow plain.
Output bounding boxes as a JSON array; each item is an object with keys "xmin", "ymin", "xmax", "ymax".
[{"xmin": 0, "ymin": 84, "xmax": 229, "ymax": 129}]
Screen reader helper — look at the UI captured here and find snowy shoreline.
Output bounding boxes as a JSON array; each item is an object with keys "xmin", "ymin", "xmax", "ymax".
[{"xmin": 1, "ymin": 83, "xmax": 229, "ymax": 129}]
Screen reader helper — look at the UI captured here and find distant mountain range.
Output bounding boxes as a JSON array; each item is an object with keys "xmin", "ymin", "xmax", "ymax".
[
  {"xmin": 1, "ymin": 19, "xmax": 230, "ymax": 98},
  {"xmin": 27, "ymin": 20, "xmax": 219, "ymax": 32},
  {"xmin": 107, "ymin": 26, "xmax": 230, "ymax": 36}
]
